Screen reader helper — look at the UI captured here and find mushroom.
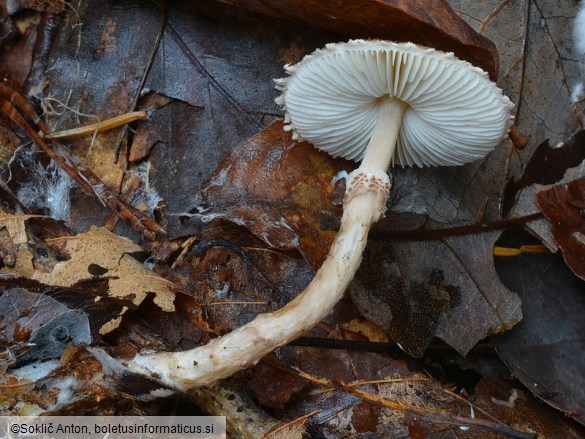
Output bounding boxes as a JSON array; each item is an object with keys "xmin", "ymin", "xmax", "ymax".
[{"xmin": 127, "ymin": 40, "xmax": 513, "ymax": 390}]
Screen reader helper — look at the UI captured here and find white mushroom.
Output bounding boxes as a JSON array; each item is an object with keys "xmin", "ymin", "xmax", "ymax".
[
  {"xmin": 127, "ymin": 40, "xmax": 513, "ymax": 390},
  {"xmin": 276, "ymin": 40, "xmax": 512, "ymax": 168}
]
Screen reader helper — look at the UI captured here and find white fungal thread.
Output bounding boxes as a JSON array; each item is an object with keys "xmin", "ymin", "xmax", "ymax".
[
  {"xmin": 574, "ymin": 5, "xmax": 585, "ymax": 56},
  {"xmin": 331, "ymin": 170, "xmax": 349, "ymax": 186},
  {"xmin": 15, "ymin": 148, "xmax": 76, "ymax": 222},
  {"xmin": 491, "ymin": 388, "xmax": 519, "ymax": 408},
  {"xmin": 572, "ymin": 5, "xmax": 585, "ymax": 104}
]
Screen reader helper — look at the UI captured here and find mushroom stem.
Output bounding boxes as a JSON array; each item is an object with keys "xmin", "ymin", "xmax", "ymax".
[
  {"xmin": 361, "ymin": 96, "xmax": 407, "ymax": 171},
  {"xmin": 127, "ymin": 164, "xmax": 391, "ymax": 390}
]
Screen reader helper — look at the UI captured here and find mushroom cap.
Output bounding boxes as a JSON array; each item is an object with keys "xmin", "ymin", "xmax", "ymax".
[{"xmin": 275, "ymin": 40, "xmax": 514, "ymax": 167}]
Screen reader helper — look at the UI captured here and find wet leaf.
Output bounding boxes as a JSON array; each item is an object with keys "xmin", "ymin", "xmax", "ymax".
[
  {"xmin": 0, "ymin": 344, "xmax": 170, "ymax": 415},
  {"xmin": 503, "ymin": 132, "xmax": 585, "ymax": 216},
  {"xmin": 217, "ymin": 0, "xmax": 499, "ymax": 79},
  {"xmin": 138, "ymin": 2, "xmax": 336, "ymax": 237},
  {"xmin": 505, "ymin": 131, "xmax": 585, "ymax": 271},
  {"xmin": 246, "ymin": 357, "xmax": 308, "ymax": 410},
  {"xmin": 0, "ymin": 211, "xmax": 31, "ymax": 245},
  {"xmin": 470, "ymin": 378, "xmax": 585, "ymax": 438},
  {"xmin": 0, "ymin": 8, "xmax": 37, "ymax": 91},
  {"xmin": 495, "ymin": 241, "xmax": 585, "ymax": 426},
  {"xmin": 536, "ymin": 179, "xmax": 585, "ymax": 281},
  {"xmin": 198, "ymin": 121, "xmax": 351, "ymax": 269},
  {"xmin": 163, "ymin": 222, "xmax": 314, "ymax": 334},
  {"xmin": 247, "ymin": 328, "xmax": 543, "ymax": 438},
  {"xmin": 7, "ymin": 0, "xmax": 65, "ymax": 14},
  {"xmin": 450, "ymin": 1, "xmax": 582, "ymax": 178},
  {"xmin": 2, "ymin": 0, "xmax": 585, "ymax": 431},
  {"xmin": 264, "ymin": 412, "xmax": 315, "ymax": 439},
  {"xmin": 36, "ymin": 1, "xmax": 163, "ymax": 234},
  {"xmin": 351, "ymin": 234, "xmax": 522, "ymax": 357},
  {"xmin": 0, "ymin": 287, "xmax": 90, "ymax": 366}
]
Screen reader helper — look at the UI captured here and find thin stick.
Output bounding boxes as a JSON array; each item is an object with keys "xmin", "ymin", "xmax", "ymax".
[
  {"xmin": 114, "ymin": 4, "xmax": 167, "ymax": 163},
  {"xmin": 45, "ymin": 111, "xmax": 147, "ymax": 139}
]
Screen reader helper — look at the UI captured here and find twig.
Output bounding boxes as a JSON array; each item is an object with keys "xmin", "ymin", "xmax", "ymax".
[
  {"xmin": 114, "ymin": 3, "xmax": 167, "ymax": 163},
  {"xmin": 45, "ymin": 111, "xmax": 147, "ymax": 139},
  {"xmin": 104, "ymin": 176, "xmax": 142, "ymax": 231},
  {"xmin": 371, "ymin": 212, "xmax": 543, "ymax": 241},
  {"xmin": 265, "ymin": 358, "xmax": 536, "ymax": 439},
  {"xmin": 404, "ymin": 411, "xmax": 536, "ymax": 439},
  {"xmin": 0, "ymin": 84, "xmax": 164, "ymax": 240}
]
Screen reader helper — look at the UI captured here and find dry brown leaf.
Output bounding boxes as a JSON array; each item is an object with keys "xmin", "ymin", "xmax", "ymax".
[
  {"xmin": 1, "ymin": 226, "xmax": 179, "ymax": 335},
  {"xmin": 198, "ymin": 121, "xmax": 351, "ymax": 269},
  {"xmin": 0, "ymin": 212, "xmax": 34, "ymax": 245},
  {"xmin": 36, "ymin": 227, "xmax": 176, "ymax": 309}
]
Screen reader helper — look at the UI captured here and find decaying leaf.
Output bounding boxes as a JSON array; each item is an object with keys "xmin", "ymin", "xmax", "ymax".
[
  {"xmin": 0, "ymin": 211, "xmax": 32, "ymax": 245},
  {"xmin": 0, "ymin": 223, "xmax": 179, "ymax": 335},
  {"xmin": 7, "ymin": 0, "xmax": 65, "ymax": 14},
  {"xmin": 503, "ymin": 132, "xmax": 585, "ymax": 216},
  {"xmin": 0, "ymin": 6, "xmax": 37, "ymax": 91},
  {"xmin": 470, "ymin": 378, "xmax": 585, "ymax": 438},
  {"xmin": 216, "ymin": 0, "xmax": 500, "ymax": 79},
  {"xmin": 198, "ymin": 121, "xmax": 351, "ymax": 269},
  {"xmin": 536, "ymin": 178, "xmax": 585, "ymax": 281},
  {"xmin": 0, "ymin": 346, "xmax": 104, "ymax": 415},
  {"xmin": 495, "ymin": 246, "xmax": 585, "ymax": 427},
  {"xmin": 0, "ymin": 287, "xmax": 90, "ymax": 367},
  {"xmin": 163, "ymin": 222, "xmax": 315, "ymax": 336},
  {"xmin": 504, "ymin": 131, "xmax": 585, "ymax": 277},
  {"xmin": 351, "ymin": 233, "xmax": 522, "ymax": 357},
  {"xmin": 247, "ymin": 329, "xmax": 545, "ymax": 438},
  {"xmin": 451, "ymin": 1, "xmax": 583, "ymax": 175},
  {"xmin": 0, "ymin": 344, "xmax": 176, "ymax": 416},
  {"xmin": 2, "ymin": 0, "xmax": 585, "ymax": 433},
  {"xmin": 264, "ymin": 412, "xmax": 316, "ymax": 439}
]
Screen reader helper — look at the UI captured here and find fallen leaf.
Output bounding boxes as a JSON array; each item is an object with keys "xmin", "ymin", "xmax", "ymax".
[
  {"xmin": 35, "ymin": 227, "xmax": 176, "ymax": 311},
  {"xmin": 0, "ymin": 8, "xmax": 37, "ymax": 91},
  {"xmin": 449, "ymin": 1, "xmax": 583, "ymax": 178},
  {"xmin": 252, "ymin": 331, "xmax": 540, "ymax": 438},
  {"xmin": 1, "ymin": 225, "xmax": 180, "ymax": 335},
  {"xmin": 0, "ymin": 344, "xmax": 169, "ymax": 415},
  {"xmin": 198, "ymin": 121, "xmax": 351, "ymax": 269},
  {"xmin": 503, "ymin": 131, "xmax": 585, "ymax": 216},
  {"xmin": 0, "ymin": 211, "xmax": 33, "ymax": 245},
  {"xmin": 141, "ymin": 1, "xmax": 337, "ymax": 237},
  {"xmin": 495, "ymin": 242, "xmax": 585, "ymax": 426},
  {"xmin": 217, "ymin": 0, "xmax": 499, "ymax": 79},
  {"xmin": 351, "ymin": 233, "xmax": 522, "ymax": 357},
  {"xmin": 163, "ymin": 222, "xmax": 315, "ymax": 333},
  {"xmin": 471, "ymin": 378, "xmax": 585, "ymax": 438},
  {"xmin": 7, "ymin": 0, "xmax": 65, "ymax": 14},
  {"xmin": 536, "ymin": 178, "xmax": 585, "ymax": 281},
  {"xmin": 247, "ymin": 361, "xmax": 308, "ymax": 410},
  {"xmin": 0, "ymin": 287, "xmax": 91, "ymax": 367},
  {"xmin": 35, "ymin": 1, "xmax": 164, "ymax": 234},
  {"xmin": 264, "ymin": 411, "xmax": 316, "ymax": 439},
  {"xmin": 2, "ymin": 0, "xmax": 584, "ymax": 431},
  {"xmin": 505, "ymin": 132, "xmax": 585, "ymax": 255}
]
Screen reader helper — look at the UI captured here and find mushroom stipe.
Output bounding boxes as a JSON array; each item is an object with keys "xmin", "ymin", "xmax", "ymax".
[{"xmin": 127, "ymin": 40, "xmax": 513, "ymax": 390}]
